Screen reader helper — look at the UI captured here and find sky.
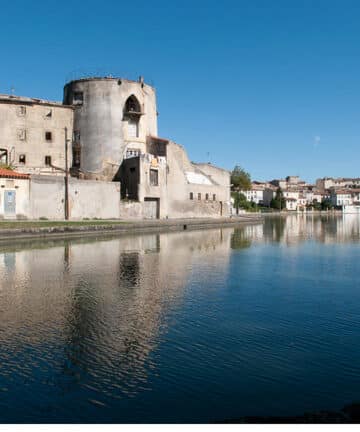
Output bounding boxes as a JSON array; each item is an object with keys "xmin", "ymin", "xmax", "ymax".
[{"xmin": 1, "ymin": 0, "xmax": 360, "ymax": 183}]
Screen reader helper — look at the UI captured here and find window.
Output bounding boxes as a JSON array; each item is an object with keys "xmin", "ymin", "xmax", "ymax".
[
  {"xmin": 150, "ymin": 169, "xmax": 158, "ymax": 186},
  {"xmin": 73, "ymin": 130, "xmax": 81, "ymax": 143},
  {"xmin": 19, "ymin": 154, "xmax": 26, "ymax": 164},
  {"xmin": 45, "ymin": 156, "xmax": 52, "ymax": 166},
  {"xmin": 17, "ymin": 106, "xmax": 26, "ymax": 116},
  {"xmin": 73, "ymin": 92, "xmax": 83, "ymax": 104},
  {"xmin": 198, "ymin": 193, "xmax": 201, "ymax": 200},
  {"xmin": 17, "ymin": 129, "xmax": 26, "ymax": 141},
  {"xmin": 126, "ymin": 148, "xmax": 140, "ymax": 159},
  {"xmin": 205, "ymin": 193, "xmax": 209, "ymax": 201},
  {"xmin": 190, "ymin": 192, "xmax": 194, "ymax": 200},
  {"xmin": 125, "ymin": 95, "xmax": 141, "ymax": 113},
  {"xmin": 0, "ymin": 148, "xmax": 8, "ymax": 164},
  {"xmin": 213, "ymin": 194, "xmax": 216, "ymax": 201},
  {"xmin": 72, "ymin": 147, "xmax": 81, "ymax": 167},
  {"xmin": 45, "ymin": 131, "xmax": 52, "ymax": 142},
  {"xmin": 127, "ymin": 118, "xmax": 139, "ymax": 138}
]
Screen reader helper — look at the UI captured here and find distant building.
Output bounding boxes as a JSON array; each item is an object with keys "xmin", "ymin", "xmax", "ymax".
[
  {"xmin": 316, "ymin": 177, "xmax": 360, "ymax": 191},
  {"xmin": 330, "ymin": 188, "xmax": 360, "ymax": 207}
]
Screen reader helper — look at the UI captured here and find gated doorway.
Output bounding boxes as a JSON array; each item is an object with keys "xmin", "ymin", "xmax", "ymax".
[
  {"xmin": 143, "ymin": 198, "xmax": 160, "ymax": 219},
  {"xmin": 4, "ymin": 190, "xmax": 16, "ymax": 217}
]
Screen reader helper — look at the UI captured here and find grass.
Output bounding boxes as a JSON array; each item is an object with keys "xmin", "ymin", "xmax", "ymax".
[{"xmin": 0, "ymin": 220, "xmax": 128, "ymax": 230}]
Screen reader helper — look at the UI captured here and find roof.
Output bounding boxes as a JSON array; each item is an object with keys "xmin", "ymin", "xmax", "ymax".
[
  {"xmin": 193, "ymin": 162, "xmax": 230, "ymax": 174},
  {"xmin": 64, "ymin": 76, "xmax": 155, "ymax": 90},
  {"xmin": 0, "ymin": 94, "xmax": 73, "ymax": 109},
  {"xmin": 334, "ymin": 189, "xmax": 360, "ymax": 195},
  {"xmin": 0, "ymin": 168, "xmax": 30, "ymax": 179}
]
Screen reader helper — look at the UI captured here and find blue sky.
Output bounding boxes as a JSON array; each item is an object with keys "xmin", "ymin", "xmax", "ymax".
[{"xmin": 1, "ymin": 0, "xmax": 360, "ymax": 182}]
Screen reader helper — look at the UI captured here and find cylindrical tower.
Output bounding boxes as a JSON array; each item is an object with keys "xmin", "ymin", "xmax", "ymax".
[{"xmin": 63, "ymin": 77, "xmax": 158, "ymax": 180}]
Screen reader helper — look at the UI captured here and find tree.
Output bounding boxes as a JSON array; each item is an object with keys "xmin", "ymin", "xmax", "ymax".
[
  {"xmin": 311, "ymin": 199, "xmax": 322, "ymax": 211},
  {"xmin": 321, "ymin": 198, "xmax": 333, "ymax": 210},
  {"xmin": 231, "ymin": 165, "xmax": 251, "ymax": 191},
  {"xmin": 270, "ymin": 187, "xmax": 286, "ymax": 210},
  {"xmin": 232, "ymin": 191, "xmax": 258, "ymax": 214}
]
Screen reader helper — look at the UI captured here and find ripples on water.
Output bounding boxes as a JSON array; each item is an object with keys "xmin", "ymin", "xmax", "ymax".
[{"xmin": 0, "ymin": 214, "xmax": 359, "ymax": 423}]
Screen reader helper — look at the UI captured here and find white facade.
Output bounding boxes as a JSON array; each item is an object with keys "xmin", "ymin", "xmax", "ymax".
[
  {"xmin": 242, "ymin": 188, "xmax": 264, "ymax": 204},
  {"xmin": 330, "ymin": 189, "xmax": 360, "ymax": 207}
]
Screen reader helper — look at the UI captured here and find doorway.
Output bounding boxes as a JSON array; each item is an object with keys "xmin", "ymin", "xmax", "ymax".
[{"xmin": 4, "ymin": 190, "xmax": 16, "ymax": 218}]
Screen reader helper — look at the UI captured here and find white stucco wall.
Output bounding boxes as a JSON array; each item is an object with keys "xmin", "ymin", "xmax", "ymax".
[{"xmin": 29, "ymin": 176, "xmax": 121, "ymax": 220}]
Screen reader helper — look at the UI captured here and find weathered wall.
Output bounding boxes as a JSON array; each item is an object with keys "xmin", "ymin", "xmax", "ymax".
[
  {"xmin": 0, "ymin": 96, "xmax": 73, "ymax": 175},
  {"xmin": 119, "ymin": 201, "xmax": 143, "ymax": 219},
  {"xmin": 30, "ymin": 176, "xmax": 121, "ymax": 220},
  {"xmin": 63, "ymin": 78, "xmax": 157, "ymax": 181},
  {"xmin": 163, "ymin": 142, "xmax": 231, "ymax": 218}
]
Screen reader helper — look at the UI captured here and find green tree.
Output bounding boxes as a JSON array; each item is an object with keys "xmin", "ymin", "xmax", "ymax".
[
  {"xmin": 311, "ymin": 199, "xmax": 322, "ymax": 211},
  {"xmin": 321, "ymin": 198, "xmax": 333, "ymax": 210},
  {"xmin": 270, "ymin": 187, "xmax": 286, "ymax": 210},
  {"xmin": 231, "ymin": 165, "xmax": 251, "ymax": 191},
  {"xmin": 231, "ymin": 191, "xmax": 259, "ymax": 214}
]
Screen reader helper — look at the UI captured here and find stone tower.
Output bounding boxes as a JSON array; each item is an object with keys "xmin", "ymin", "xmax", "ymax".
[{"xmin": 63, "ymin": 77, "xmax": 158, "ymax": 180}]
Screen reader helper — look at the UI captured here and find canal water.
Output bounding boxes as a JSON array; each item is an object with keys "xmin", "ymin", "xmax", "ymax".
[{"xmin": 0, "ymin": 215, "xmax": 359, "ymax": 423}]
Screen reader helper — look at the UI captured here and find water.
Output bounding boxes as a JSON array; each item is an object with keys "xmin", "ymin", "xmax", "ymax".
[{"xmin": 0, "ymin": 214, "xmax": 359, "ymax": 423}]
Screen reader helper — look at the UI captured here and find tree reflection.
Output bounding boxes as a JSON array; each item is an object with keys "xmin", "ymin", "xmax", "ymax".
[{"xmin": 230, "ymin": 228, "xmax": 251, "ymax": 250}]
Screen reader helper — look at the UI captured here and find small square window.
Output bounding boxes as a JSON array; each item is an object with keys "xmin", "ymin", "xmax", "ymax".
[
  {"xmin": 45, "ymin": 156, "xmax": 52, "ymax": 166},
  {"xmin": 45, "ymin": 131, "xmax": 52, "ymax": 142},
  {"xmin": 189, "ymin": 192, "xmax": 193, "ymax": 200},
  {"xmin": 19, "ymin": 154, "xmax": 26, "ymax": 164}
]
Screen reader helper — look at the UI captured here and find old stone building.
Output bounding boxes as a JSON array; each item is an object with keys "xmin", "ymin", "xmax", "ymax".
[
  {"xmin": 0, "ymin": 76, "xmax": 230, "ymax": 219},
  {"xmin": 0, "ymin": 94, "xmax": 73, "ymax": 176}
]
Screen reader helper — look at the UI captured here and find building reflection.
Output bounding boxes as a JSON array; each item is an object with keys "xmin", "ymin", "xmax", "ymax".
[
  {"xmin": 230, "ymin": 214, "xmax": 359, "ymax": 246},
  {"xmin": 0, "ymin": 228, "xmax": 232, "ymax": 399}
]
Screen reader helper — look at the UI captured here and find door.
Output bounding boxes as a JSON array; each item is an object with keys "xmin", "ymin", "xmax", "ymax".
[
  {"xmin": 4, "ymin": 190, "xmax": 16, "ymax": 217},
  {"xmin": 144, "ymin": 198, "xmax": 159, "ymax": 219}
]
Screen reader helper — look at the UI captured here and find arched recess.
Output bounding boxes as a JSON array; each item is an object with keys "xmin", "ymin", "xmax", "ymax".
[{"xmin": 124, "ymin": 95, "xmax": 142, "ymax": 138}]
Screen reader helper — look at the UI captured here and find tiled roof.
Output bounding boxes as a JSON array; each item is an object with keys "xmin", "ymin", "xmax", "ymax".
[{"xmin": 0, "ymin": 168, "xmax": 30, "ymax": 179}]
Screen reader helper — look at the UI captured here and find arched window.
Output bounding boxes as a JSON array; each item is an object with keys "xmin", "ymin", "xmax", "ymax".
[
  {"xmin": 124, "ymin": 95, "xmax": 141, "ymax": 138},
  {"xmin": 124, "ymin": 95, "xmax": 141, "ymax": 114}
]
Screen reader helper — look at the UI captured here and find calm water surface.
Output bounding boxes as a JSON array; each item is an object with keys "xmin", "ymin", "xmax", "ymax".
[{"xmin": 0, "ymin": 215, "xmax": 359, "ymax": 423}]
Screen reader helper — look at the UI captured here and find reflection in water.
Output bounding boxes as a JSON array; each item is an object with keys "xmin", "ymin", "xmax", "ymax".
[
  {"xmin": 231, "ymin": 229, "xmax": 251, "ymax": 250},
  {"xmin": 0, "ymin": 228, "xmax": 232, "ymax": 421},
  {"xmin": 0, "ymin": 215, "xmax": 359, "ymax": 422},
  {"xmin": 253, "ymin": 214, "xmax": 360, "ymax": 245}
]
